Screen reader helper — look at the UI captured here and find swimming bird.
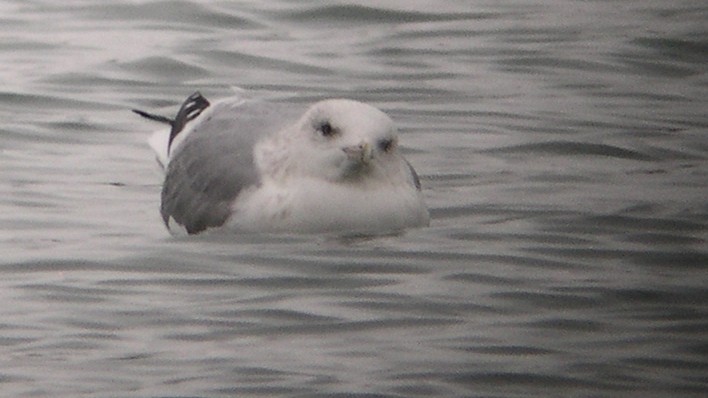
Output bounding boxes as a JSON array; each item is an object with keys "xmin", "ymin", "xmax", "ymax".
[{"xmin": 134, "ymin": 92, "xmax": 429, "ymax": 235}]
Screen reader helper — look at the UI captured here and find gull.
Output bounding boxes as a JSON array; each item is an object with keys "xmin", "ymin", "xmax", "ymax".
[{"xmin": 134, "ymin": 92, "xmax": 429, "ymax": 235}]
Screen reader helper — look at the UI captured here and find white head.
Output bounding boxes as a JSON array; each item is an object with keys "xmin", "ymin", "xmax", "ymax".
[{"xmin": 280, "ymin": 99, "xmax": 404, "ymax": 184}]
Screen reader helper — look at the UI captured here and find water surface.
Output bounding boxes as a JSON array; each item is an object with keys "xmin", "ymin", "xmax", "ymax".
[{"xmin": 1, "ymin": 1, "xmax": 706, "ymax": 397}]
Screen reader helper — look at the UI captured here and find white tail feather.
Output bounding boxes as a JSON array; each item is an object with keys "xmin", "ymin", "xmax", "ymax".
[{"xmin": 148, "ymin": 129, "xmax": 171, "ymax": 170}]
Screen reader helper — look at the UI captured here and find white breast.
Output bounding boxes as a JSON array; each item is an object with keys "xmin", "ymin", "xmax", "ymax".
[{"xmin": 226, "ymin": 178, "xmax": 429, "ymax": 234}]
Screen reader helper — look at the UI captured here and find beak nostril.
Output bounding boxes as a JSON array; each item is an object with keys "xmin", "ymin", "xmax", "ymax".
[{"xmin": 343, "ymin": 142, "xmax": 373, "ymax": 164}]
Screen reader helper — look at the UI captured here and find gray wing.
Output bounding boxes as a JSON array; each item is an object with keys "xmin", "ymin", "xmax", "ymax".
[
  {"xmin": 404, "ymin": 159, "xmax": 422, "ymax": 191},
  {"xmin": 161, "ymin": 99, "xmax": 298, "ymax": 234}
]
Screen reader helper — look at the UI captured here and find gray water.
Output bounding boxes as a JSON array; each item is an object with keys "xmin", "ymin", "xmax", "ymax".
[{"xmin": 1, "ymin": 1, "xmax": 707, "ymax": 397}]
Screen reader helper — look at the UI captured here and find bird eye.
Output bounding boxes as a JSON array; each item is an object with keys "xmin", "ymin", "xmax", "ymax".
[
  {"xmin": 318, "ymin": 122, "xmax": 336, "ymax": 137},
  {"xmin": 379, "ymin": 138, "xmax": 396, "ymax": 152}
]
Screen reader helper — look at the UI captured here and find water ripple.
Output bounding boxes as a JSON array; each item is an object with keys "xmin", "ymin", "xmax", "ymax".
[{"xmin": 2, "ymin": 1, "xmax": 707, "ymax": 397}]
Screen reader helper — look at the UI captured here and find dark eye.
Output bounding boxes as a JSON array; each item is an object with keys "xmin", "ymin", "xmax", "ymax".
[
  {"xmin": 318, "ymin": 122, "xmax": 336, "ymax": 137},
  {"xmin": 379, "ymin": 138, "xmax": 396, "ymax": 152}
]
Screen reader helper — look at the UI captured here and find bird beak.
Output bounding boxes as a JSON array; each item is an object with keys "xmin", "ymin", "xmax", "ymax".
[{"xmin": 343, "ymin": 141, "xmax": 373, "ymax": 165}]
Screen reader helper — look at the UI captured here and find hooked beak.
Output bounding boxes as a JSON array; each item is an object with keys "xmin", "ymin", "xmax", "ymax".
[{"xmin": 342, "ymin": 141, "xmax": 373, "ymax": 165}]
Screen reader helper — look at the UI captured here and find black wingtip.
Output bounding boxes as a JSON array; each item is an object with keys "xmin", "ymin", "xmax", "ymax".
[
  {"xmin": 132, "ymin": 109, "xmax": 174, "ymax": 125},
  {"xmin": 168, "ymin": 92, "xmax": 211, "ymax": 153},
  {"xmin": 134, "ymin": 92, "xmax": 211, "ymax": 155}
]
